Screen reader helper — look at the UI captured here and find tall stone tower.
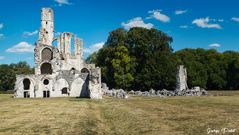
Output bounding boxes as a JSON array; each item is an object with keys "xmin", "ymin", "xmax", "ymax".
[
  {"xmin": 176, "ymin": 65, "xmax": 188, "ymax": 91},
  {"xmin": 39, "ymin": 8, "xmax": 54, "ymax": 45}
]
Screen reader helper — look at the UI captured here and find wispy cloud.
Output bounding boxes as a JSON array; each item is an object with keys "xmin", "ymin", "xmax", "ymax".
[
  {"xmin": 179, "ymin": 25, "xmax": 190, "ymax": 29},
  {"xmin": 147, "ymin": 10, "xmax": 170, "ymax": 23},
  {"xmin": 0, "ymin": 56, "xmax": 5, "ymax": 60},
  {"xmin": 84, "ymin": 42, "xmax": 104, "ymax": 54},
  {"xmin": 218, "ymin": 19, "xmax": 224, "ymax": 22},
  {"xmin": 23, "ymin": 30, "xmax": 38, "ymax": 37},
  {"xmin": 192, "ymin": 17, "xmax": 222, "ymax": 29},
  {"xmin": 122, "ymin": 17, "xmax": 153, "ymax": 29},
  {"xmin": 54, "ymin": 0, "xmax": 72, "ymax": 6},
  {"xmin": 6, "ymin": 42, "xmax": 34, "ymax": 53},
  {"xmin": 0, "ymin": 23, "xmax": 3, "ymax": 29},
  {"xmin": 209, "ymin": 43, "xmax": 221, "ymax": 48},
  {"xmin": 0, "ymin": 23, "xmax": 4, "ymax": 39},
  {"xmin": 231, "ymin": 17, "xmax": 239, "ymax": 22},
  {"xmin": 175, "ymin": 10, "xmax": 187, "ymax": 15},
  {"xmin": 0, "ymin": 33, "xmax": 4, "ymax": 39}
]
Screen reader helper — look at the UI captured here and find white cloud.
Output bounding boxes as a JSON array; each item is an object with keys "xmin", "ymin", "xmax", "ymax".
[
  {"xmin": 147, "ymin": 10, "xmax": 170, "ymax": 23},
  {"xmin": 192, "ymin": 17, "xmax": 221, "ymax": 29},
  {"xmin": 122, "ymin": 17, "xmax": 153, "ymax": 29},
  {"xmin": 179, "ymin": 25, "xmax": 189, "ymax": 29},
  {"xmin": 23, "ymin": 30, "xmax": 38, "ymax": 37},
  {"xmin": 211, "ymin": 19, "xmax": 224, "ymax": 22},
  {"xmin": 84, "ymin": 42, "xmax": 104, "ymax": 54},
  {"xmin": 218, "ymin": 19, "xmax": 224, "ymax": 22},
  {"xmin": 0, "ymin": 23, "xmax": 3, "ymax": 29},
  {"xmin": 0, "ymin": 56, "xmax": 5, "ymax": 60},
  {"xmin": 231, "ymin": 17, "xmax": 239, "ymax": 22},
  {"xmin": 175, "ymin": 10, "xmax": 187, "ymax": 15},
  {"xmin": 54, "ymin": 0, "xmax": 72, "ymax": 6},
  {"xmin": 6, "ymin": 42, "xmax": 34, "ymax": 53},
  {"xmin": 209, "ymin": 43, "xmax": 221, "ymax": 48},
  {"xmin": 0, "ymin": 33, "xmax": 4, "ymax": 39}
]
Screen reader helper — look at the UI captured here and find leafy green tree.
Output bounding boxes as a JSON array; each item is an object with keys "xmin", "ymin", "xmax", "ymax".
[
  {"xmin": 0, "ymin": 61, "xmax": 33, "ymax": 91},
  {"xmin": 95, "ymin": 28, "xmax": 134, "ymax": 90},
  {"xmin": 85, "ymin": 52, "xmax": 98, "ymax": 64},
  {"xmin": 126, "ymin": 28, "xmax": 176, "ymax": 90},
  {"xmin": 223, "ymin": 51, "xmax": 239, "ymax": 90},
  {"xmin": 0, "ymin": 64, "xmax": 15, "ymax": 91},
  {"xmin": 92, "ymin": 27, "xmax": 176, "ymax": 90},
  {"xmin": 112, "ymin": 45, "xmax": 134, "ymax": 89}
]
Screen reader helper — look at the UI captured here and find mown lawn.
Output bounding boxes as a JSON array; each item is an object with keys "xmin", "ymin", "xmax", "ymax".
[{"xmin": 0, "ymin": 91, "xmax": 239, "ymax": 135}]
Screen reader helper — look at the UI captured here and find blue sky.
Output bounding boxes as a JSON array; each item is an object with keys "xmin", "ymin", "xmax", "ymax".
[{"xmin": 0, "ymin": 0, "xmax": 239, "ymax": 66}]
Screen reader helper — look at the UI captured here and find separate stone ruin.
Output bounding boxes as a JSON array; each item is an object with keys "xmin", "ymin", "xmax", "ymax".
[
  {"xmin": 102, "ymin": 65, "xmax": 208, "ymax": 99},
  {"xmin": 175, "ymin": 65, "xmax": 208, "ymax": 96},
  {"xmin": 176, "ymin": 65, "xmax": 188, "ymax": 91}
]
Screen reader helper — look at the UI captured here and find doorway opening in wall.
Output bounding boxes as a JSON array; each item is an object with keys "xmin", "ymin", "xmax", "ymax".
[
  {"xmin": 43, "ymin": 91, "xmax": 50, "ymax": 98},
  {"xmin": 23, "ymin": 78, "xmax": 31, "ymax": 90},
  {"xmin": 62, "ymin": 87, "xmax": 68, "ymax": 94},
  {"xmin": 24, "ymin": 91, "xmax": 30, "ymax": 98}
]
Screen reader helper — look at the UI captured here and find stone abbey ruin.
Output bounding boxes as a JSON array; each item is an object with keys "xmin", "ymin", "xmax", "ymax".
[
  {"xmin": 14, "ymin": 8, "xmax": 102, "ymax": 99},
  {"xmin": 14, "ymin": 8, "xmax": 207, "ymax": 99}
]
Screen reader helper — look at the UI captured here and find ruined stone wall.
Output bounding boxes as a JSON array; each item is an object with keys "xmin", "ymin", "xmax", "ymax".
[
  {"xmin": 14, "ymin": 75, "xmax": 36, "ymax": 98},
  {"xmin": 15, "ymin": 7, "xmax": 102, "ymax": 99},
  {"xmin": 34, "ymin": 44, "xmax": 61, "ymax": 75},
  {"xmin": 89, "ymin": 68, "xmax": 102, "ymax": 99}
]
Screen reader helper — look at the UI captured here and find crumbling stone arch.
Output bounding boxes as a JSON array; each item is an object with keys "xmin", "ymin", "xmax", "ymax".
[
  {"xmin": 71, "ymin": 77, "xmax": 89, "ymax": 97},
  {"xmin": 54, "ymin": 78, "xmax": 69, "ymax": 96},
  {"xmin": 41, "ymin": 62, "xmax": 52, "ymax": 74},
  {"xmin": 41, "ymin": 47, "xmax": 53, "ymax": 61},
  {"xmin": 81, "ymin": 68, "xmax": 90, "ymax": 73}
]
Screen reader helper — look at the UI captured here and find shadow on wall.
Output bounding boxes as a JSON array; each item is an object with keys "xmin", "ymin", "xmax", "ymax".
[{"xmin": 80, "ymin": 74, "xmax": 90, "ymax": 98}]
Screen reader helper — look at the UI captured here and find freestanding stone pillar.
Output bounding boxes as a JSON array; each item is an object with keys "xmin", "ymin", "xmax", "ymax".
[{"xmin": 176, "ymin": 65, "xmax": 188, "ymax": 91}]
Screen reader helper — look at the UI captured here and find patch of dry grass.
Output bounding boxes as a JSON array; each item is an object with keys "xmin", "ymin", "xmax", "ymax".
[{"xmin": 0, "ymin": 92, "xmax": 239, "ymax": 135}]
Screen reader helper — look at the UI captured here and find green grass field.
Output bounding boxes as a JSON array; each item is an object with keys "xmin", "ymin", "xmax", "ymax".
[{"xmin": 0, "ymin": 91, "xmax": 239, "ymax": 135}]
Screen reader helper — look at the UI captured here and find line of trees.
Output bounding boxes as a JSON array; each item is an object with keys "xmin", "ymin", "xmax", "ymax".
[
  {"xmin": 1, "ymin": 28, "xmax": 239, "ymax": 91},
  {"xmin": 87, "ymin": 27, "xmax": 239, "ymax": 91},
  {"xmin": 0, "ymin": 61, "xmax": 34, "ymax": 91}
]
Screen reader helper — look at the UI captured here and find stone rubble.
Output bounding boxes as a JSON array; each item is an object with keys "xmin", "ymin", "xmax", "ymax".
[{"xmin": 102, "ymin": 83, "xmax": 208, "ymax": 99}]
